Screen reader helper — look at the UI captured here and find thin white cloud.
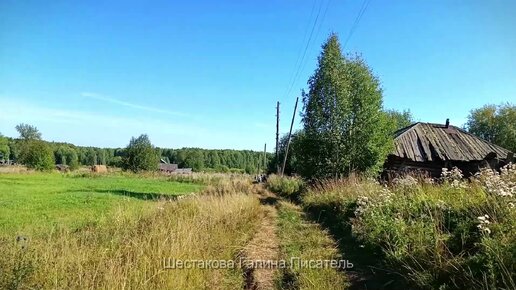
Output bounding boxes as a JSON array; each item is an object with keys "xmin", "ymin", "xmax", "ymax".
[
  {"xmin": 0, "ymin": 97, "xmax": 215, "ymax": 147},
  {"xmin": 0, "ymin": 96, "xmax": 269, "ymax": 150},
  {"xmin": 80, "ymin": 92, "xmax": 188, "ymax": 117}
]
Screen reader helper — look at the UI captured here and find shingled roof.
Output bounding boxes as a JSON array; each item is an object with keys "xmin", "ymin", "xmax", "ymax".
[{"xmin": 392, "ymin": 122, "xmax": 512, "ymax": 162}]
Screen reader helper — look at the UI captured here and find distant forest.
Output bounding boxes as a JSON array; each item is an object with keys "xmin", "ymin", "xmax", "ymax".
[{"xmin": 1, "ymin": 137, "xmax": 272, "ymax": 174}]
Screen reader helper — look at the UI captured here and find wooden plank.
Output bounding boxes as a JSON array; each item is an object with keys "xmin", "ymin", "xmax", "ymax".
[
  {"xmin": 415, "ymin": 125, "xmax": 433, "ymax": 161},
  {"xmin": 392, "ymin": 123, "xmax": 512, "ymax": 163}
]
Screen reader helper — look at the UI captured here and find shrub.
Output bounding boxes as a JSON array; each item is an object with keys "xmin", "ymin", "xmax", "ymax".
[
  {"xmin": 266, "ymin": 175, "xmax": 305, "ymax": 199},
  {"xmin": 18, "ymin": 140, "xmax": 54, "ymax": 171}
]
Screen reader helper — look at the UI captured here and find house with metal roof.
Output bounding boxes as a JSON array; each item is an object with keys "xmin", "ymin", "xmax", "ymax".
[{"xmin": 384, "ymin": 119, "xmax": 514, "ymax": 178}]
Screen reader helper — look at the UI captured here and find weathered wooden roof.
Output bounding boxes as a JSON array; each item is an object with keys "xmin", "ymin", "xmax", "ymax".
[{"xmin": 392, "ymin": 122, "xmax": 512, "ymax": 162}]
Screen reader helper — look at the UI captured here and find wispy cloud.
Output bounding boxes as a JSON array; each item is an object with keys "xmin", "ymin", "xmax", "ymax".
[
  {"xmin": 0, "ymin": 96, "xmax": 269, "ymax": 150},
  {"xmin": 0, "ymin": 97, "xmax": 215, "ymax": 148},
  {"xmin": 80, "ymin": 92, "xmax": 188, "ymax": 117}
]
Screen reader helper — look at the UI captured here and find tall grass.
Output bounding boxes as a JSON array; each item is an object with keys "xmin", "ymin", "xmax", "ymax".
[
  {"xmin": 275, "ymin": 201, "xmax": 348, "ymax": 289},
  {"xmin": 302, "ymin": 166, "xmax": 516, "ymax": 290},
  {"xmin": 266, "ymin": 175, "xmax": 305, "ymax": 200},
  {"xmin": 0, "ymin": 175, "xmax": 262, "ymax": 289}
]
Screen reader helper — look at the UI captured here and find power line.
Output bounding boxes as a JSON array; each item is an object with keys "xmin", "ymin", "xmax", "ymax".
[
  {"xmin": 281, "ymin": 0, "xmax": 318, "ymax": 100},
  {"xmin": 283, "ymin": 0, "xmax": 328, "ymax": 101},
  {"xmin": 299, "ymin": 0, "xmax": 332, "ymax": 84},
  {"xmin": 343, "ymin": 0, "xmax": 372, "ymax": 50}
]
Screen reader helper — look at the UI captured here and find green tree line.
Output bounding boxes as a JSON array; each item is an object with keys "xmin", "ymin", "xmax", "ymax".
[{"xmin": 0, "ymin": 125, "xmax": 271, "ymax": 173}]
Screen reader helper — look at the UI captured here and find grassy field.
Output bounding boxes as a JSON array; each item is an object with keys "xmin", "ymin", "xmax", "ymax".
[
  {"xmin": 0, "ymin": 172, "xmax": 265, "ymax": 289},
  {"xmin": 0, "ymin": 172, "xmax": 203, "ymax": 236}
]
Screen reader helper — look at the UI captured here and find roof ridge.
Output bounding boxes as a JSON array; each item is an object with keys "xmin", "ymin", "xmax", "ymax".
[{"xmin": 393, "ymin": 122, "xmax": 421, "ymax": 138}]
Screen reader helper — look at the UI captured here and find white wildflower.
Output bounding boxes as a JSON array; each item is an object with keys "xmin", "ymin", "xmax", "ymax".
[
  {"xmin": 476, "ymin": 164, "xmax": 515, "ymax": 198},
  {"xmin": 392, "ymin": 175, "xmax": 418, "ymax": 187},
  {"xmin": 477, "ymin": 214, "xmax": 492, "ymax": 235},
  {"xmin": 441, "ymin": 167, "xmax": 463, "ymax": 181},
  {"xmin": 354, "ymin": 196, "xmax": 370, "ymax": 218},
  {"xmin": 441, "ymin": 167, "xmax": 466, "ymax": 188}
]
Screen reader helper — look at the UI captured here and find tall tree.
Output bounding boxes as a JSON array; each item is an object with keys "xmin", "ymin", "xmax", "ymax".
[
  {"xmin": 385, "ymin": 109, "xmax": 414, "ymax": 133},
  {"xmin": 84, "ymin": 148, "xmax": 98, "ymax": 166},
  {"xmin": 301, "ymin": 34, "xmax": 393, "ymax": 179},
  {"xmin": 122, "ymin": 134, "xmax": 159, "ymax": 172},
  {"xmin": 54, "ymin": 146, "xmax": 79, "ymax": 170},
  {"xmin": 466, "ymin": 103, "xmax": 516, "ymax": 152},
  {"xmin": 0, "ymin": 134, "xmax": 10, "ymax": 161},
  {"xmin": 15, "ymin": 123, "xmax": 42, "ymax": 140}
]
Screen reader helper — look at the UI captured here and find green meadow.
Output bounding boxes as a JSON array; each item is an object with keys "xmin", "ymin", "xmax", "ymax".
[{"xmin": 0, "ymin": 172, "xmax": 203, "ymax": 236}]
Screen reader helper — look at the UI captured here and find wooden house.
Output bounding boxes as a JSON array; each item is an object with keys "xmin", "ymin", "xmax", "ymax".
[
  {"xmin": 159, "ymin": 163, "xmax": 178, "ymax": 173},
  {"xmin": 384, "ymin": 120, "xmax": 514, "ymax": 178}
]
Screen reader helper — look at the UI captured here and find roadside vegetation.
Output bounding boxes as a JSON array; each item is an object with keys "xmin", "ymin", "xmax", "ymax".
[
  {"xmin": 266, "ymin": 174, "xmax": 305, "ymax": 201},
  {"xmin": 275, "ymin": 200, "xmax": 348, "ymax": 289},
  {"xmin": 299, "ymin": 166, "xmax": 516, "ymax": 289}
]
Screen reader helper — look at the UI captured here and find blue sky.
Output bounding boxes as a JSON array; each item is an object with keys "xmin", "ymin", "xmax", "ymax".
[{"xmin": 1, "ymin": 0, "xmax": 515, "ymax": 151}]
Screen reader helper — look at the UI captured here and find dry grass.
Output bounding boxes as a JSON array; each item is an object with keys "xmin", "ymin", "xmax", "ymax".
[
  {"xmin": 0, "ymin": 165, "xmax": 29, "ymax": 174},
  {"xmin": 0, "ymin": 191, "xmax": 262, "ymax": 289}
]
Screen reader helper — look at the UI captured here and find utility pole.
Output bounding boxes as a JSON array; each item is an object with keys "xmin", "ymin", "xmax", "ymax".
[
  {"xmin": 275, "ymin": 101, "xmax": 280, "ymax": 174},
  {"xmin": 281, "ymin": 97, "xmax": 299, "ymax": 176}
]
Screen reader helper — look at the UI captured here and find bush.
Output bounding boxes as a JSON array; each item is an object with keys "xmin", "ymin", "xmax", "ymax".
[
  {"xmin": 266, "ymin": 175, "xmax": 305, "ymax": 200},
  {"xmin": 107, "ymin": 156, "xmax": 123, "ymax": 168},
  {"xmin": 122, "ymin": 134, "xmax": 159, "ymax": 172},
  {"xmin": 18, "ymin": 140, "xmax": 55, "ymax": 171}
]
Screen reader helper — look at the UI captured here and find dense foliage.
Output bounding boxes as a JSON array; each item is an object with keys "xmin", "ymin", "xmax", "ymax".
[
  {"xmin": 18, "ymin": 140, "xmax": 55, "ymax": 171},
  {"xmin": 0, "ymin": 134, "xmax": 9, "ymax": 162},
  {"xmin": 299, "ymin": 34, "xmax": 393, "ymax": 179},
  {"xmin": 160, "ymin": 148, "xmax": 270, "ymax": 174},
  {"xmin": 272, "ymin": 108, "xmax": 412, "ymax": 176},
  {"xmin": 466, "ymin": 103, "xmax": 516, "ymax": 152},
  {"xmin": 122, "ymin": 134, "xmax": 159, "ymax": 172},
  {"xmin": 302, "ymin": 166, "xmax": 516, "ymax": 289},
  {"xmin": 54, "ymin": 145, "xmax": 79, "ymax": 170},
  {"xmin": 385, "ymin": 109, "xmax": 413, "ymax": 133}
]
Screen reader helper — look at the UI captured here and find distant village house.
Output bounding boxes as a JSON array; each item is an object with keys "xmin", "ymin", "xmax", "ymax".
[{"xmin": 159, "ymin": 159, "xmax": 192, "ymax": 174}]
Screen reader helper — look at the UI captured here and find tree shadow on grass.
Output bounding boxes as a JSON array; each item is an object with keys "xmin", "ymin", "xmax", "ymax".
[
  {"xmin": 303, "ymin": 202, "xmax": 413, "ymax": 290},
  {"xmin": 259, "ymin": 196, "xmax": 279, "ymax": 206},
  {"xmin": 97, "ymin": 189, "xmax": 179, "ymax": 200},
  {"xmin": 64, "ymin": 189, "xmax": 178, "ymax": 201}
]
